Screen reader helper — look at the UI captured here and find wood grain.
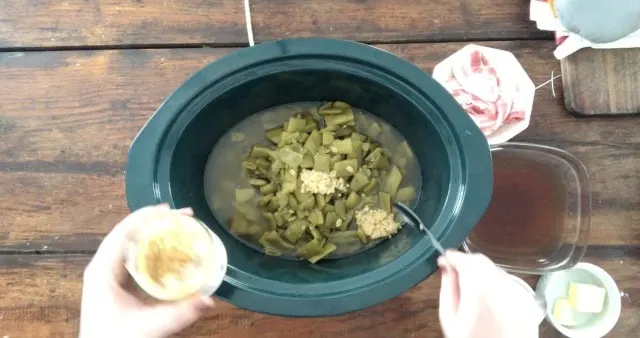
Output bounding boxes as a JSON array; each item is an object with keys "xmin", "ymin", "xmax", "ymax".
[
  {"xmin": 0, "ymin": 0, "xmax": 552, "ymax": 48},
  {"xmin": 0, "ymin": 0, "xmax": 247, "ymax": 48},
  {"xmin": 0, "ymin": 42, "xmax": 638, "ymax": 253},
  {"xmin": 561, "ymin": 48, "xmax": 640, "ymax": 115},
  {"xmin": 0, "ymin": 250, "xmax": 638, "ymax": 337},
  {"xmin": 250, "ymin": 0, "xmax": 551, "ymax": 43}
]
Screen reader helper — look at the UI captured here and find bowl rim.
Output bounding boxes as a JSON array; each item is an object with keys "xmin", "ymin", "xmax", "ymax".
[
  {"xmin": 125, "ymin": 37, "xmax": 493, "ymax": 317},
  {"xmin": 536, "ymin": 262, "xmax": 621, "ymax": 338}
]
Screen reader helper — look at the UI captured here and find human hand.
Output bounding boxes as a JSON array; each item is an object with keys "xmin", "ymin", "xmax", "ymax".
[
  {"xmin": 438, "ymin": 250, "xmax": 542, "ymax": 338},
  {"xmin": 79, "ymin": 204, "xmax": 215, "ymax": 338}
]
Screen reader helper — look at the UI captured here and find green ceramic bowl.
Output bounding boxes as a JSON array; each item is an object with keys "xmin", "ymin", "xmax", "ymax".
[{"xmin": 125, "ymin": 38, "xmax": 492, "ymax": 317}]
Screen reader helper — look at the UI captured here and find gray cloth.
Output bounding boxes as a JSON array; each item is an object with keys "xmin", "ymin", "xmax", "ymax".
[{"xmin": 555, "ymin": 0, "xmax": 640, "ymax": 43}]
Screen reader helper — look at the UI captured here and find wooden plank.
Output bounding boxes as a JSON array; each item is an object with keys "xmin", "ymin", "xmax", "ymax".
[
  {"xmin": 250, "ymin": 0, "xmax": 552, "ymax": 43},
  {"xmin": 0, "ymin": 250, "xmax": 637, "ymax": 337},
  {"xmin": 0, "ymin": 0, "xmax": 247, "ymax": 48},
  {"xmin": 561, "ymin": 48, "xmax": 640, "ymax": 116},
  {"xmin": 0, "ymin": 42, "xmax": 638, "ymax": 252},
  {"xmin": 0, "ymin": 0, "xmax": 551, "ymax": 48}
]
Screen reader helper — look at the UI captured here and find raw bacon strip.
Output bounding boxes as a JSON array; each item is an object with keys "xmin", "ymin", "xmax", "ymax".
[{"xmin": 432, "ymin": 44, "xmax": 534, "ymax": 143}]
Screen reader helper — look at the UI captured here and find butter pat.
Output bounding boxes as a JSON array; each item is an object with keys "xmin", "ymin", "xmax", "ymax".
[
  {"xmin": 552, "ymin": 298, "xmax": 576, "ymax": 326},
  {"xmin": 568, "ymin": 282, "xmax": 607, "ymax": 313}
]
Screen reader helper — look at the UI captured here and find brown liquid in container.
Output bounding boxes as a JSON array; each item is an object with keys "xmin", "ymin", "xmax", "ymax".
[{"xmin": 467, "ymin": 151, "xmax": 567, "ymax": 261}]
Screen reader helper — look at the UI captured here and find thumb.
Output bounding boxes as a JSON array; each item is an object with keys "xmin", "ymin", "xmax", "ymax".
[{"xmin": 137, "ymin": 296, "xmax": 215, "ymax": 337}]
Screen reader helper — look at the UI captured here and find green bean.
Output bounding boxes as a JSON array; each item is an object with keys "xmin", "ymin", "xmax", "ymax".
[
  {"xmin": 356, "ymin": 227, "xmax": 369, "ymax": 244},
  {"xmin": 229, "ymin": 213, "xmax": 262, "ymax": 236},
  {"xmin": 366, "ymin": 122, "xmax": 382, "ymax": 138},
  {"xmin": 322, "ymin": 131, "xmax": 335, "ymax": 145},
  {"xmin": 235, "ymin": 188, "xmax": 255, "ymax": 204},
  {"xmin": 260, "ymin": 182, "xmax": 276, "ymax": 195},
  {"xmin": 332, "ymin": 101, "xmax": 351, "ymax": 109},
  {"xmin": 379, "ymin": 192, "xmax": 392, "ymax": 214},
  {"xmin": 383, "ymin": 165, "xmax": 403, "ymax": 197},
  {"xmin": 303, "ymin": 114, "xmax": 318, "ymax": 132},
  {"xmin": 260, "ymin": 231, "xmax": 295, "ymax": 251},
  {"xmin": 313, "ymin": 154, "xmax": 331, "ymax": 172},
  {"xmin": 251, "ymin": 145, "xmax": 272, "ymax": 159},
  {"xmin": 309, "ymin": 226, "xmax": 324, "ymax": 241},
  {"xmin": 330, "ymin": 138, "xmax": 353, "ymax": 155},
  {"xmin": 264, "ymin": 247, "xmax": 282, "ymax": 257},
  {"xmin": 334, "ymin": 126, "xmax": 355, "ymax": 138},
  {"xmin": 249, "ymin": 178, "xmax": 268, "ymax": 187},
  {"xmin": 324, "ymin": 211, "xmax": 339, "ymax": 229},
  {"xmin": 265, "ymin": 127, "xmax": 283, "ymax": 144},
  {"xmin": 284, "ymin": 220, "xmax": 308, "ymax": 244},
  {"xmin": 319, "ymin": 108, "xmax": 345, "ymax": 115},
  {"xmin": 304, "ymin": 129, "xmax": 321, "ymax": 153},
  {"xmin": 263, "ymin": 212, "xmax": 277, "ymax": 230},
  {"xmin": 324, "ymin": 109, "xmax": 355, "ymax": 126},
  {"xmin": 395, "ymin": 186, "xmax": 417, "ymax": 203},
  {"xmin": 301, "ymin": 152, "xmax": 314, "ymax": 168},
  {"xmin": 327, "ymin": 231, "xmax": 360, "ymax": 243},
  {"xmin": 288, "ymin": 194, "xmax": 299, "ymax": 209},
  {"xmin": 345, "ymin": 191, "xmax": 361, "ymax": 209},
  {"xmin": 350, "ymin": 168, "xmax": 369, "ymax": 192},
  {"xmin": 277, "ymin": 146, "xmax": 304, "ymax": 168},
  {"xmin": 241, "ymin": 159, "xmax": 258, "ymax": 170},
  {"xmin": 362, "ymin": 179, "xmax": 378, "ymax": 195},
  {"xmin": 308, "ymin": 208, "xmax": 324, "ymax": 225},
  {"xmin": 333, "ymin": 159, "xmax": 359, "ymax": 178},
  {"xmin": 315, "ymin": 194, "xmax": 326, "ymax": 209},
  {"xmin": 365, "ymin": 147, "xmax": 390, "ymax": 169},
  {"xmin": 286, "ymin": 116, "xmax": 307, "ymax": 133},
  {"xmin": 307, "ymin": 242, "xmax": 337, "ymax": 264},
  {"xmin": 296, "ymin": 238, "xmax": 325, "ymax": 260},
  {"xmin": 334, "ymin": 199, "xmax": 346, "ymax": 219},
  {"xmin": 255, "ymin": 158, "xmax": 271, "ymax": 170},
  {"xmin": 257, "ymin": 194, "xmax": 272, "ymax": 207}
]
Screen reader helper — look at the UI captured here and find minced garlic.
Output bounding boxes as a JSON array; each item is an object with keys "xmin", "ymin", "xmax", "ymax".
[
  {"xmin": 299, "ymin": 169, "xmax": 347, "ymax": 195},
  {"xmin": 355, "ymin": 206, "xmax": 401, "ymax": 239}
]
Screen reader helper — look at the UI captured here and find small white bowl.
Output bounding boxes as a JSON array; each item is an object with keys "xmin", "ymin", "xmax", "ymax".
[
  {"xmin": 125, "ymin": 213, "xmax": 227, "ymax": 301},
  {"xmin": 536, "ymin": 263, "xmax": 621, "ymax": 338}
]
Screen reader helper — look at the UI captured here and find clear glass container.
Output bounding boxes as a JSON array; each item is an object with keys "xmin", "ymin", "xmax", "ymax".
[{"xmin": 463, "ymin": 142, "xmax": 591, "ymax": 274}]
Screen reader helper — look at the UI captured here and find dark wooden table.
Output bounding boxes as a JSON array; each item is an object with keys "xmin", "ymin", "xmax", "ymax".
[{"xmin": 0, "ymin": 1, "xmax": 638, "ymax": 337}]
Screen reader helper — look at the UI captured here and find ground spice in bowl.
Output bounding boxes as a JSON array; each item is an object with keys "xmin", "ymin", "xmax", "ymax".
[{"xmin": 125, "ymin": 210, "xmax": 227, "ymax": 301}]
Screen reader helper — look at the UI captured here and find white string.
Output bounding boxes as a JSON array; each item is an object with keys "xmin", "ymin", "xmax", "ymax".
[
  {"xmin": 535, "ymin": 71, "xmax": 562, "ymax": 98},
  {"xmin": 243, "ymin": 0, "xmax": 255, "ymax": 46}
]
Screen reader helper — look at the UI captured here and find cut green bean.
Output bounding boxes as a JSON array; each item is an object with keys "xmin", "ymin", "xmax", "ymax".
[
  {"xmin": 265, "ymin": 127, "xmax": 283, "ymax": 144},
  {"xmin": 379, "ymin": 191, "xmax": 392, "ymax": 214},
  {"xmin": 313, "ymin": 154, "xmax": 331, "ymax": 172},
  {"xmin": 333, "ymin": 158, "xmax": 359, "ymax": 178},
  {"xmin": 235, "ymin": 188, "xmax": 255, "ymax": 204},
  {"xmin": 383, "ymin": 165, "xmax": 403, "ymax": 197},
  {"xmin": 286, "ymin": 116, "xmax": 307, "ymax": 133},
  {"xmin": 334, "ymin": 199, "xmax": 346, "ymax": 219},
  {"xmin": 259, "ymin": 182, "xmax": 276, "ymax": 195},
  {"xmin": 350, "ymin": 168, "xmax": 369, "ymax": 192},
  {"xmin": 284, "ymin": 220, "xmax": 308, "ymax": 244},
  {"xmin": 395, "ymin": 186, "xmax": 417, "ymax": 203},
  {"xmin": 322, "ymin": 131, "xmax": 335, "ymax": 145},
  {"xmin": 345, "ymin": 191, "xmax": 361, "ymax": 209},
  {"xmin": 331, "ymin": 138, "xmax": 354, "ymax": 155},
  {"xmin": 324, "ymin": 109, "xmax": 355, "ymax": 126},
  {"xmin": 259, "ymin": 231, "xmax": 295, "ymax": 251},
  {"xmin": 307, "ymin": 242, "xmax": 337, "ymax": 264}
]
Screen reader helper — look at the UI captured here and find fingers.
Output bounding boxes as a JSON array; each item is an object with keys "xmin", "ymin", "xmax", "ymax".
[{"xmin": 140, "ymin": 296, "xmax": 215, "ymax": 337}]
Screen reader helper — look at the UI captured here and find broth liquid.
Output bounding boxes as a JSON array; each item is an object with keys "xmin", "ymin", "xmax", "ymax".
[{"xmin": 467, "ymin": 152, "xmax": 566, "ymax": 261}]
